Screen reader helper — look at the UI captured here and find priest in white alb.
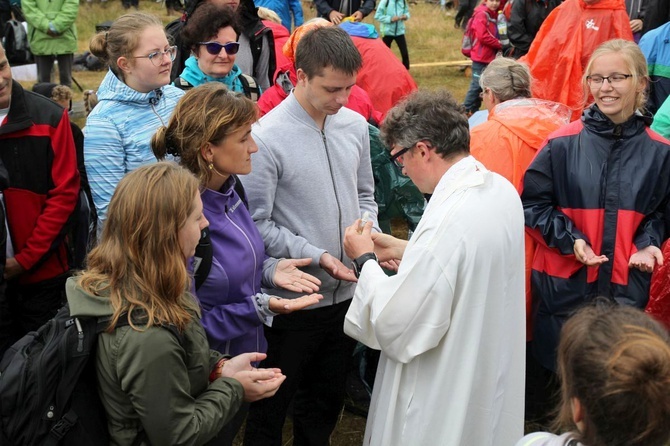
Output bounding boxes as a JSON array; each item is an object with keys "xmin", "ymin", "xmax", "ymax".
[{"xmin": 343, "ymin": 90, "xmax": 526, "ymax": 446}]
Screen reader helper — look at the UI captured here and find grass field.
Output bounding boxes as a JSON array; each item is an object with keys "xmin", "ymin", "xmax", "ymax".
[{"xmin": 17, "ymin": 0, "xmax": 472, "ymax": 106}]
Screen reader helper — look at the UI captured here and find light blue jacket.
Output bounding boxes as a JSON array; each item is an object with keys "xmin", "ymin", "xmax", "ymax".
[
  {"xmin": 253, "ymin": 0, "xmax": 303, "ymax": 31},
  {"xmin": 374, "ymin": 0, "xmax": 409, "ymax": 37},
  {"xmin": 83, "ymin": 70, "xmax": 184, "ymax": 228}
]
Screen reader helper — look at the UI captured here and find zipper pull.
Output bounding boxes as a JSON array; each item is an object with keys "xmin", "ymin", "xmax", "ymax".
[{"xmin": 75, "ymin": 318, "xmax": 84, "ymax": 353}]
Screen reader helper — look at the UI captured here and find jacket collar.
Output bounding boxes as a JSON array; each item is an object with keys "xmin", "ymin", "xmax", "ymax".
[
  {"xmin": 180, "ymin": 56, "xmax": 242, "ymax": 87},
  {"xmin": 96, "ymin": 69, "xmax": 165, "ymax": 106},
  {"xmin": 582, "ymin": 104, "xmax": 651, "ymax": 139},
  {"xmin": 0, "ymin": 80, "xmax": 33, "ymax": 135}
]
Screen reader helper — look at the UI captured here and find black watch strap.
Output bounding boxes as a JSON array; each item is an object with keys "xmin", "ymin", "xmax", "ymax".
[{"xmin": 352, "ymin": 252, "xmax": 378, "ymax": 278}]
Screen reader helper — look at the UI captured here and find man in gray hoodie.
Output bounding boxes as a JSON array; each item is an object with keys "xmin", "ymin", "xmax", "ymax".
[{"xmin": 241, "ymin": 26, "xmax": 378, "ymax": 446}]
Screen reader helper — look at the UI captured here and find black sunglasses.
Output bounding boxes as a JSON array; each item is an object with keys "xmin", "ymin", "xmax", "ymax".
[{"xmin": 198, "ymin": 41, "xmax": 241, "ymax": 56}]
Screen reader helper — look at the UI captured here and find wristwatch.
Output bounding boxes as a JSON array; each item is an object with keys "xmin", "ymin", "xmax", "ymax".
[{"xmin": 352, "ymin": 252, "xmax": 378, "ymax": 279}]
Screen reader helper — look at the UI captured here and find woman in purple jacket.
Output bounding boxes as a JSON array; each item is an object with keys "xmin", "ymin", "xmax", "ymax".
[{"xmin": 152, "ymin": 83, "xmax": 322, "ymax": 444}]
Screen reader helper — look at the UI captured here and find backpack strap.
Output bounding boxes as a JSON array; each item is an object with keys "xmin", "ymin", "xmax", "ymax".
[
  {"xmin": 193, "ymin": 227, "xmax": 213, "ymax": 291},
  {"xmin": 238, "ymin": 73, "xmax": 261, "ymax": 102}
]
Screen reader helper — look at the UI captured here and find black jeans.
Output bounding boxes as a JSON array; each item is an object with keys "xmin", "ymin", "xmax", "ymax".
[
  {"xmin": 243, "ymin": 300, "xmax": 357, "ymax": 446},
  {"xmin": 382, "ymin": 34, "xmax": 410, "ymax": 70},
  {"xmin": 34, "ymin": 53, "xmax": 73, "ymax": 87},
  {"xmin": 0, "ymin": 274, "xmax": 68, "ymax": 357}
]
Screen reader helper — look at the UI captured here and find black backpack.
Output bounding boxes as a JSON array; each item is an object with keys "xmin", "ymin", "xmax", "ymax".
[
  {"xmin": 2, "ymin": 19, "xmax": 31, "ymax": 65},
  {"xmin": 0, "ymin": 305, "xmax": 183, "ymax": 446}
]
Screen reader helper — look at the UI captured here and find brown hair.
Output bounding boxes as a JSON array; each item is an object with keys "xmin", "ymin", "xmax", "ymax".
[
  {"xmin": 181, "ymin": 3, "xmax": 239, "ymax": 54},
  {"xmin": 78, "ymin": 162, "xmax": 201, "ymax": 332},
  {"xmin": 152, "ymin": 83, "xmax": 257, "ymax": 186},
  {"xmin": 89, "ymin": 12, "xmax": 164, "ymax": 80},
  {"xmin": 556, "ymin": 304, "xmax": 670, "ymax": 446},
  {"xmin": 583, "ymin": 39, "xmax": 649, "ymax": 115}
]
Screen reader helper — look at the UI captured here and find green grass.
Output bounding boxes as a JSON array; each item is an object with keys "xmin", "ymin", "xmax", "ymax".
[{"xmin": 17, "ymin": 0, "xmax": 471, "ymax": 104}]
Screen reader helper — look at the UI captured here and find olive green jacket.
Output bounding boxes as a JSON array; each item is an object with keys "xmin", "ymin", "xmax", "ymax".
[
  {"xmin": 21, "ymin": 0, "xmax": 78, "ymax": 55},
  {"xmin": 66, "ymin": 278, "xmax": 244, "ymax": 446}
]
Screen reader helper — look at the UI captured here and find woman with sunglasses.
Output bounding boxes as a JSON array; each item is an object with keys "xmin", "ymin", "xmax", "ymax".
[
  {"xmin": 521, "ymin": 39, "xmax": 670, "ymax": 428},
  {"xmin": 176, "ymin": 4, "xmax": 261, "ymax": 100},
  {"xmin": 84, "ymin": 12, "xmax": 184, "ymax": 231}
]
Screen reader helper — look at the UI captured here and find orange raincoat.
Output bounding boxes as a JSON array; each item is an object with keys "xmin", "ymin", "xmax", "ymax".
[
  {"xmin": 470, "ymin": 99, "xmax": 572, "ymax": 339},
  {"xmin": 520, "ymin": 0, "xmax": 633, "ymax": 121}
]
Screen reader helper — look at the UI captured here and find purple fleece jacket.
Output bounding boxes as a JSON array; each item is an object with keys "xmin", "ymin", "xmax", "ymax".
[{"xmin": 196, "ymin": 177, "xmax": 271, "ymax": 356}]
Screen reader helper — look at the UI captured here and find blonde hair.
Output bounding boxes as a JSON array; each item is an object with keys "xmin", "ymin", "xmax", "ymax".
[
  {"xmin": 78, "ymin": 162, "xmax": 201, "ymax": 332},
  {"xmin": 51, "ymin": 85, "xmax": 73, "ymax": 104},
  {"xmin": 89, "ymin": 13, "xmax": 164, "ymax": 81},
  {"xmin": 556, "ymin": 304, "xmax": 670, "ymax": 446},
  {"xmin": 583, "ymin": 39, "xmax": 649, "ymax": 115},
  {"xmin": 257, "ymin": 6, "xmax": 281, "ymax": 24},
  {"xmin": 152, "ymin": 83, "xmax": 258, "ymax": 186},
  {"xmin": 83, "ymin": 90, "xmax": 98, "ymax": 116}
]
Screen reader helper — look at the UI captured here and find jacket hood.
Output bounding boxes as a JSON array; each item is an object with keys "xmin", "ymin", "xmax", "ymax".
[
  {"xmin": 180, "ymin": 56, "xmax": 243, "ymax": 87},
  {"xmin": 96, "ymin": 69, "xmax": 166, "ymax": 106},
  {"xmin": 66, "ymin": 276, "xmax": 115, "ymax": 318},
  {"xmin": 583, "ymin": 104, "xmax": 652, "ymax": 137},
  {"xmin": 491, "ymin": 99, "xmax": 572, "ymax": 148}
]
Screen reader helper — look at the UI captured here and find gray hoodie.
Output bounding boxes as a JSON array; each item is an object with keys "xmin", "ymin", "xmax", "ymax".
[{"xmin": 242, "ymin": 92, "xmax": 378, "ymax": 308}]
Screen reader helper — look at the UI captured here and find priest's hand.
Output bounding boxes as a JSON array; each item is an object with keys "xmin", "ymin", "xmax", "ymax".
[
  {"xmin": 344, "ymin": 219, "xmax": 375, "ymax": 259},
  {"xmin": 371, "ymin": 232, "xmax": 407, "ymax": 263}
]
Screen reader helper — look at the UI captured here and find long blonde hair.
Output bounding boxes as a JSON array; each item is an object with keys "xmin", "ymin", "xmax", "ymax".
[{"xmin": 78, "ymin": 162, "xmax": 201, "ymax": 332}]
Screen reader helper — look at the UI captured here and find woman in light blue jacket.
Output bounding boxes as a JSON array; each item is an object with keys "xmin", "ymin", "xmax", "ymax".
[
  {"xmin": 374, "ymin": 0, "xmax": 410, "ymax": 69},
  {"xmin": 83, "ymin": 12, "xmax": 184, "ymax": 230}
]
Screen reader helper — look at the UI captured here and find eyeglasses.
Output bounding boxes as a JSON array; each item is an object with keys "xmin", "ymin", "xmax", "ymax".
[
  {"xmin": 132, "ymin": 46, "xmax": 177, "ymax": 67},
  {"xmin": 390, "ymin": 145, "xmax": 414, "ymax": 171},
  {"xmin": 198, "ymin": 41, "xmax": 241, "ymax": 56},
  {"xmin": 586, "ymin": 73, "xmax": 633, "ymax": 86}
]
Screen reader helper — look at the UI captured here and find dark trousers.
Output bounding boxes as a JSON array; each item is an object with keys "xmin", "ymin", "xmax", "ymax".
[
  {"xmin": 243, "ymin": 300, "xmax": 357, "ymax": 446},
  {"xmin": 382, "ymin": 34, "xmax": 410, "ymax": 70},
  {"xmin": 462, "ymin": 61, "xmax": 487, "ymax": 114},
  {"xmin": 35, "ymin": 53, "xmax": 73, "ymax": 87},
  {"xmin": 454, "ymin": 0, "xmax": 475, "ymax": 28},
  {"xmin": 205, "ymin": 402, "xmax": 249, "ymax": 446},
  {"xmin": 525, "ymin": 343, "xmax": 560, "ymax": 430},
  {"xmin": 0, "ymin": 274, "xmax": 68, "ymax": 357}
]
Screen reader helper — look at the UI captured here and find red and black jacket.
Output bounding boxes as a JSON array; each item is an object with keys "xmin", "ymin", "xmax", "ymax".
[
  {"xmin": 0, "ymin": 81, "xmax": 79, "ymax": 284},
  {"xmin": 521, "ymin": 105, "xmax": 670, "ymax": 371}
]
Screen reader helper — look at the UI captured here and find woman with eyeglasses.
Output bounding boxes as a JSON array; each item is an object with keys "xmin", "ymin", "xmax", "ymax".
[
  {"xmin": 520, "ymin": 39, "xmax": 670, "ymax": 428},
  {"xmin": 175, "ymin": 4, "xmax": 261, "ymax": 100},
  {"xmin": 84, "ymin": 12, "xmax": 184, "ymax": 231}
]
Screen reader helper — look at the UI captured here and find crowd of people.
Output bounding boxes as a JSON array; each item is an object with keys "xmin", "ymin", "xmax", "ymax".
[{"xmin": 1, "ymin": 0, "xmax": 670, "ymax": 445}]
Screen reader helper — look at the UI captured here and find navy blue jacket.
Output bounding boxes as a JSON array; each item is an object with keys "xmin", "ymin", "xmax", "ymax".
[{"xmin": 521, "ymin": 105, "xmax": 670, "ymax": 371}]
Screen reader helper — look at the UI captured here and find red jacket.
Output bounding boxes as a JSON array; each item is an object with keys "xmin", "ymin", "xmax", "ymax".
[
  {"xmin": 0, "ymin": 81, "xmax": 79, "ymax": 284},
  {"xmin": 258, "ymin": 61, "xmax": 383, "ymax": 124},
  {"xmin": 470, "ymin": 4, "xmax": 502, "ymax": 64}
]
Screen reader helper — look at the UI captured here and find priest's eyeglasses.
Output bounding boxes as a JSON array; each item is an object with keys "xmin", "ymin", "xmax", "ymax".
[
  {"xmin": 390, "ymin": 146, "xmax": 412, "ymax": 171},
  {"xmin": 586, "ymin": 74, "xmax": 633, "ymax": 86},
  {"xmin": 132, "ymin": 46, "xmax": 178, "ymax": 66}
]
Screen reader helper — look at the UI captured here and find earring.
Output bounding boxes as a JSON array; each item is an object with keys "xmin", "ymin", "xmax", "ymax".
[{"xmin": 208, "ymin": 162, "xmax": 213, "ymax": 170}]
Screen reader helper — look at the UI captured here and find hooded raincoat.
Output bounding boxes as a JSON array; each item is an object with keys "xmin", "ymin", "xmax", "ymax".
[
  {"xmin": 520, "ymin": 0, "xmax": 633, "ymax": 121},
  {"xmin": 470, "ymin": 98, "xmax": 571, "ymax": 339}
]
